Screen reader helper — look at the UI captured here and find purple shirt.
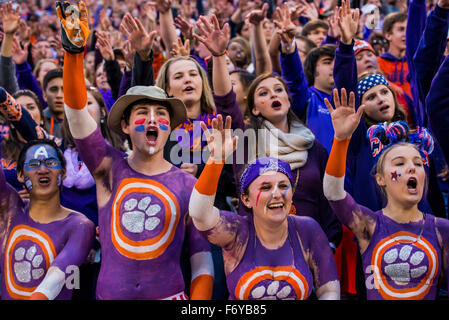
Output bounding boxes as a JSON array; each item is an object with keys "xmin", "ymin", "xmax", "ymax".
[
  {"xmin": 0, "ymin": 169, "xmax": 95, "ymax": 300},
  {"xmin": 330, "ymin": 193, "xmax": 446, "ymax": 300},
  {"xmin": 200, "ymin": 211, "xmax": 338, "ymax": 300},
  {"xmin": 74, "ymin": 128, "xmax": 211, "ymax": 299}
]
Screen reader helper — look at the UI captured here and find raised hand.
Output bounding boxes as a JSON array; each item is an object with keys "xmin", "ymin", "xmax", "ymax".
[
  {"xmin": 0, "ymin": 2, "xmax": 20, "ymax": 35},
  {"xmin": 12, "ymin": 36, "xmax": 29, "ymax": 65},
  {"xmin": 122, "ymin": 40, "xmax": 135, "ymax": 71},
  {"xmin": 324, "ymin": 88, "xmax": 365, "ymax": 141},
  {"xmin": 120, "ymin": 13, "xmax": 157, "ymax": 61},
  {"xmin": 174, "ymin": 14, "xmax": 193, "ymax": 40},
  {"xmin": 201, "ymin": 114, "xmax": 238, "ymax": 163},
  {"xmin": 95, "ymin": 31, "xmax": 114, "ymax": 61},
  {"xmin": 337, "ymin": 0, "xmax": 360, "ymax": 45},
  {"xmin": 154, "ymin": 0, "xmax": 172, "ymax": 14},
  {"xmin": 327, "ymin": 8, "xmax": 340, "ymax": 39},
  {"xmin": 246, "ymin": 2, "xmax": 268, "ymax": 26},
  {"xmin": 56, "ymin": 1, "xmax": 90, "ymax": 53},
  {"xmin": 297, "ymin": 0, "xmax": 319, "ymax": 21},
  {"xmin": 170, "ymin": 37, "xmax": 190, "ymax": 57},
  {"xmin": 273, "ymin": 3, "xmax": 297, "ymax": 46},
  {"xmin": 194, "ymin": 15, "xmax": 230, "ymax": 57}
]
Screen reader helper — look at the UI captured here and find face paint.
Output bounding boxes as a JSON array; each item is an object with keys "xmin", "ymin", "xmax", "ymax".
[
  {"xmin": 24, "ymin": 144, "xmax": 62, "ymax": 171},
  {"xmin": 158, "ymin": 118, "xmax": 169, "ymax": 131},
  {"xmin": 283, "ymin": 184, "xmax": 291, "ymax": 198},
  {"xmin": 57, "ymin": 174, "xmax": 62, "ymax": 187},
  {"xmin": 150, "ymin": 108, "xmax": 155, "ymax": 122},
  {"xmin": 24, "ymin": 176, "xmax": 33, "ymax": 191},
  {"xmin": 255, "ymin": 188, "xmax": 263, "ymax": 207},
  {"xmin": 390, "ymin": 171, "xmax": 401, "ymax": 181},
  {"xmin": 261, "ymin": 100, "xmax": 265, "ymax": 105},
  {"xmin": 149, "ymin": 147, "xmax": 155, "ymax": 155}
]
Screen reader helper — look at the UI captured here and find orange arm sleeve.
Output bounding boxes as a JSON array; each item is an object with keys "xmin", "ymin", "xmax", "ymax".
[
  {"xmin": 29, "ymin": 292, "xmax": 49, "ymax": 300},
  {"xmin": 194, "ymin": 160, "xmax": 225, "ymax": 196},
  {"xmin": 325, "ymin": 138, "xmax": 350, "ymax": 178},
  {"xmin": 190, "ymin": 274, "xmax": 214, "ymax": 300},
  {"xmin": 63, "ymin": 51, "xmax": 87, "ymax": 110}
]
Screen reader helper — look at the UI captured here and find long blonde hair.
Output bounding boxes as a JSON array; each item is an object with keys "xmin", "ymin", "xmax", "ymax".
[{"xmin": 155, "ymin": 56, "xmax": 216, "ymax": 115}]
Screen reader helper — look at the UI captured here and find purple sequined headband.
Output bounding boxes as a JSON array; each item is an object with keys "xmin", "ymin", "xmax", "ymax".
[{"xmin": 239, "ymin": 157, "xmax": 293, "ymax": 194}]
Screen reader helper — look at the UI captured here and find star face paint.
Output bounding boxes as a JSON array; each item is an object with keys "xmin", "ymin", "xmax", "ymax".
[
  {"xmin": 24, "ymin": 145, "xmax": 62, "ymax": 171},
  {"xmin": 390, "ymin": 171, "xmax": 401, "ymax": 181}
]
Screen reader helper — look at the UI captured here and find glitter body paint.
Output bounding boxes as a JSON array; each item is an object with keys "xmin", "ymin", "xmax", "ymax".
[
  {"xmin": 0, "ymin": 162, "xmax": 95, "ymax": 300},
  {"xmin": 329, "ymin": 192, "xmax": 443, "ymax": 300},
  {"xmin": 71, "ymin": 127, "xmax": 212, "ymax": 299},
  {"xmin": 200, "ymin": 210, "xmax": 339, "ymax": 300},
  {"xmin": 390, "ymin": 171, "xmax": 402, "ymax": 181}
]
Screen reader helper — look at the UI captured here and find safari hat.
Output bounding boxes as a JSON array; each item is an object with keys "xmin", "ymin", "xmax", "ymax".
[{"xmin": 107, "ymin": 85, "xmax": 187, "ymax": 136}]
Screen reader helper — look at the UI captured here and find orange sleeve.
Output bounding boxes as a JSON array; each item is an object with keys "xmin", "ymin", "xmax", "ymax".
[
  {"xmin": 29, "ymin": 292, "xmax": 49, "ymax": 300},
  {"xmin": 194, "ymin": 160, "xmax": 225, "ymax": 196},
  {"xmin": 63, "ymin": 51, "xmax": 87, "ymax": 110},
  {"xmin": 325, "ymin": 138, "xmax": 350, "ymax": 178},
  {"xmin": 190, "ymin": 274, "xmax": 214, "ymax": 300}
]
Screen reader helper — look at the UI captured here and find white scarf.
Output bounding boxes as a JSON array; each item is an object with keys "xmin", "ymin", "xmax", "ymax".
[
  {"xmin": 62, "ymin": 147, "xmax": 96, "ymax": 190},
  {"xmin": 258, "ymin": 120, "xmax": 315, "ymax": 170}
]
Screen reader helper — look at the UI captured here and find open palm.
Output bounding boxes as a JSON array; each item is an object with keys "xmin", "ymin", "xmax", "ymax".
[
  {"xmin": 0, "ymin": 2, "xmax": 20, "ymax": 35},
  {"xmin": 337, "ymin": 0, "xmax": 360, "ymax": 45},
  {"xmin": 194, "ymin": 15, "xmax": 230, "ymax": 57},
  {"xmin": 324, "ymin": 88, "xmax": 365, "ymax": 141},
  {"xmin": 201, "ymin": 115, "xmax": 238, "ymax": 163}
]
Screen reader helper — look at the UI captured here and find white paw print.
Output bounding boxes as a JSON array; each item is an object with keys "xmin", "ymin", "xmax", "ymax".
[
  {"xmin": 250, "ymin": 280, "xmax": 295, "ymax": 300},
  {"xmin": 383, "ymin": 245, "xmax": 427, "ymax": 284},
  {"xmin": 13, "ymin": 245, "xmax": 45, "ymax": 283},
  {"xmin": 122, "ymin": 196, "xmax": 162, "ymax": 233}
]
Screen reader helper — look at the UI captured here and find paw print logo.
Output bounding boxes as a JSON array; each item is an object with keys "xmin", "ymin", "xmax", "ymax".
[
  {"xmin": 13, "ymin": 245, "xmax": 45, "ymax": 283},
  {"xmin": 5, "ymin": 225, "xmax": 56, "ymax": 299},
  {"xmin": 250, "ymin": 280, "xmax": 295, "ymax": 300},
  {"xmin": 111, "ymin": 178, "xmax": 181, "ymax": 260},
  {"xmin": 383, "ymin": 245, "xmax": 427, "ymax": 284},
  {"xmin": 121, "ymin": 196, "xmax": 162, "ymax": 234},
  {"xmin": 235, "ymin": 266, "xmax": 309, "ymax": 300},
  {"xmin": 371, "ymin": 232, "xmax": 438, "ymax": 300}
]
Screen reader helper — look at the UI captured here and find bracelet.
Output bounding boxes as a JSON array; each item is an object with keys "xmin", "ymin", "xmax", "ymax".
[
  {"xmin": 281, "ymin": 39, "xmax": 296, "ymax": 52},
  {"xmin": 212, "ymin": 51, "xmax": 227, "ymax": 57}
]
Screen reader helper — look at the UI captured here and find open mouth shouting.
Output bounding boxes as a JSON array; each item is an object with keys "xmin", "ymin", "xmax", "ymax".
[
  {"xmin": 37, "ymin": 176, "xmax": 51, "ymax": 187},
  {"xmin": 271, "ymin": 100, "xmax": 282, "ymax": 110},
  {"xmin": 406, "ymin": 177, "xmax": 418, "ymax": 194},
  {"xmin": 183, "ymin": 86, "xmax": 195, "ymax": 94},
  {"xmin": 146, "ymin": 125, "xmax": 159, "ymax": 146}
]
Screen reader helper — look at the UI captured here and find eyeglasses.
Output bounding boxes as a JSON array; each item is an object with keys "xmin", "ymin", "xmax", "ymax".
[
  {"xmin": 371, "ymin": 39, "xmax": 387, "ymax": 45},
  {"xmin": 25, "ymin": 158, "xmax": 62, "ymax": 170}
]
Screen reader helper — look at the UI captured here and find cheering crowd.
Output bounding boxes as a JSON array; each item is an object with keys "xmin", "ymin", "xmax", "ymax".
[{"xmin": 0, "ymin": 0, "xmax": 449, "ymax": 300}]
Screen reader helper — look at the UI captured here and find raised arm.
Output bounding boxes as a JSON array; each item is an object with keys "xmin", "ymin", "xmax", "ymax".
[
  {"xmin": 426, "ymin": 55, "xmax": 449, "ymax": 164},
  {"xmin": 120, "ymin": 13, "xmax": 157, "ymax": 87},
  {"xmin": 194, "ymin": 14, "xmax": 232, "ymax": 96},
  {"xmin": 56, "ymin": 1, "xmax": 97, "ymax": 140},
  {"xmin": 276, "ymin": 3, "xmax": 310, "ymax": 119},
  {"xmin": 157, "ymin": 0, "xmax": 179, "ymax": 57},
  {"xmin": 247, "ymin": 3, "xmax": 272, "ymax": 75},
  {"xmin": 189, "ymin": 115, "xmax": 238, "ymax": 231},
  {"xmin": 323, "ymin": 88, "xmax": 376, "ymax": 252}
]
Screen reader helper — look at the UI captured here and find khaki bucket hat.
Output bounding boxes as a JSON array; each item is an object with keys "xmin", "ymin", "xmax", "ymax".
[{"xmin": 107, "ymin": 86, "xmax": 187, "ymax": 136}]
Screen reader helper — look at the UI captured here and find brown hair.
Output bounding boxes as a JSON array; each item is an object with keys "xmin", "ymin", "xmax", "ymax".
[
  {"xmin": 246, "ymin": 73, "xmax": 301, "ymax": 131},
  {"xmin": 301, "ymin": 19, "xmax": 329, "ymax": 37},
  {"xmin": 382, "ymin": 12, "xmax": 407, "ymax": 36},
  {"xmin": 228, "ymin": 36, "xmax": 252, "ymax": 69},
  {"xmin": 358, "ymin": 71, "xmax": 406, "ymax": 128}
]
